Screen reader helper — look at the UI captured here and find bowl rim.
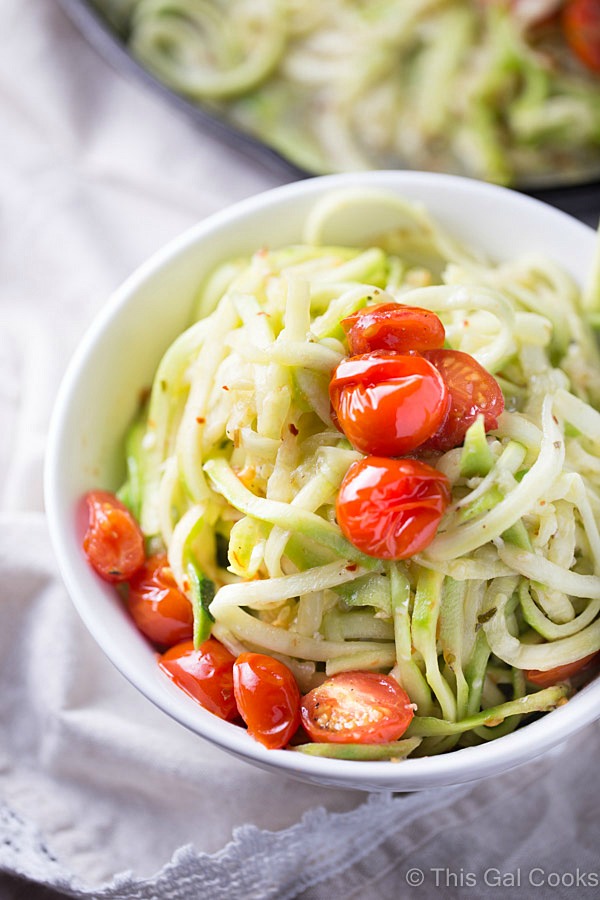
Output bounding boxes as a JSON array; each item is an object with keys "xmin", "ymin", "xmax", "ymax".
[{"xmin": 45, "ymin": 170, "xmax": 600, "ymax": 787}]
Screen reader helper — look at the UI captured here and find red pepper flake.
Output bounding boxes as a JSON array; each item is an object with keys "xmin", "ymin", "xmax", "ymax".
[
  {"xmin": 257, "ymin": 311, "xmax": 271, "ymax": 318},
  {"xmin": 289, "ymin": 423, "xmax": 299, "ymax": 436},
  {"xmin": 222, "ymin": 385, "xmax": 230, "ymax": 391},
  {"xmin": 196, "ymin": 416, "xmax": 206, "ymax": 424},
  {"xmin": 346, "ymin": 563, "xmax": 358, "ymax": 572}
]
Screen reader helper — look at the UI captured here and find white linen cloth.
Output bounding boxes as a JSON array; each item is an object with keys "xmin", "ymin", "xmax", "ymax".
[{"xmin": 0, "ymin": 2, "xmax": 599, "ymax": 897}]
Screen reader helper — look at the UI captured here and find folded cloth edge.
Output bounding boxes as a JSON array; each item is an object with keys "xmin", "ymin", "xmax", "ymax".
[{"xmin": 0, "ymin": 789, "xmax": 471, "ymax": 900}]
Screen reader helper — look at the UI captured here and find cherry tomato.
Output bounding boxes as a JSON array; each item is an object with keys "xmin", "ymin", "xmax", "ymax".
[
  {"xmin": 301, "ymin": 671, "xmax": 415, "ymax": 744},
  {"xmin": 329, "ymin": 352, "xmax": 449, "ymax": 456},
  {"xmin": 233, "ymin": 653, "xmax": 301, "ymax": 749},
  {"xmin": 526, "ymin": 651, "xmax": 599, "ymax": 688},
  {"xmin": 336, "ymin": 456, "xmax": 451, "ymax": 559},
  {"xmin": 159, "ymin": 639, "xmax": 238, "ymax": 721},
  {"xmin": 422, "ymin": 349, "xmax": 504, "ymax": 452},
  {"xmin": 83, "ymin": 490, "xmax": 145, "ymax": 582},
  {"xmin": 563, "ymin": 0, "xmax": 600, "ymax": 73},
  {"xmin": 128, "ymin": 555, "xmax": 193, "ymax": 647},
  {"xmin": 341, "ymin": 303, "xmax": 445, "ymax": 355}
]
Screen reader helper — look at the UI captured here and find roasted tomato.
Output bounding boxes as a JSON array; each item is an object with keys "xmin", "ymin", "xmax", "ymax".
[
  {"xmin": 422, "ymin": 349, "xmax": 504, "ymax": 452},
  {"xmin": 336, "ymin": 456, "xmax": 451, "ymax": 559},
  {"xmin": 329, "ymin": 352, "xmax": 449, "ymax": 456},
  {"xmin": 233, "ymin": 653, "xmax": 301, "ymax": 749},
  {"xmin": 563, "ymin": 0, "xmax": 600, "ymax": 72},
  {"xmin": 83, "ymin": 490, "xmax": 145, "ymax": 582},
  {"xmin": 159, "ymin": 638, "xmax": 238, "ymax": 721},
  {"xmin": 341, "ymin": 303, "xmax": 445, "ymax": 355},
  {"xmin": 526, "ymin": 652, "xmax": 599, "ymax": 688},
  {"xmin": 128, "ymin": 555, "xmax": 193, "ymax": 647},
  {"xmin": 301, "ymin": 671, "xmax": 415, "ymax": 743}
]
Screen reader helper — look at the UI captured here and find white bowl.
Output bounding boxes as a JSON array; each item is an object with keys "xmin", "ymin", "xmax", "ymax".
[{"xmin": 45, "ymin": 172, "xmax": 600, "ymax": 792}]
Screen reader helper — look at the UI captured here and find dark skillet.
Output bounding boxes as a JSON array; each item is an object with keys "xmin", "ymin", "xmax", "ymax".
[{"xmin": 56, "ymin": 0, "xmax": 600, "ymax": 227}]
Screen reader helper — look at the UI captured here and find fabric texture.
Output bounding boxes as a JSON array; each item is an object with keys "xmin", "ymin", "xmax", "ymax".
[{"xmin": 0, "ymin": 1, "xmax": 599, "ymax": 898}]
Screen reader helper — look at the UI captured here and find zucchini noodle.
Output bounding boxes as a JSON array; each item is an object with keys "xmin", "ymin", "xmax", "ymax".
[
  {"xmin": 95, "ymin": 0, "xmax": 600, "ymax": 185},
  {"xmin": 117, "ymin": 188, "xmax": 600, "ymax": 758}
]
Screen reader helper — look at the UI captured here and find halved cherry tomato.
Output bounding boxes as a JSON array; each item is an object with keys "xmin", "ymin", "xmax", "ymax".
[
  {"xmin": 422, "ymin": 349, "xmax": 504, "ymax": 452},
  {"xmin": 233, "ymin": 653, "xmax": 301, "ymax": 749},
  {"xmin": 128, "ymin": 554, "xmax": 193, "ymax": 647},
  {"xmin": 341, "ymin": 303, "xmax": 445, "ymax": 355},
  {"xmin": 83, "ymin": 490, "xmax": 145, "ymax": 582},
  {"xmin": 159, "ymin": 638, "xmax": 238, "ymax": 720},
  {"xmin": 336, "ymin": 456, "xmax": 451, "ymax": 559},
  {"xmin": 301, "ymin": 671, "xmax": 414, "ymax": 744},
  {"xmin": 563, "ymin": 0, "xmax": 600, "ymax": 73},
  {"xmin": 329, "ymin": 352, "xmax": 449, "ymax": 456},
  {"xmin": 526, "ymin": 651, "xmax": 599, "ymax": 688}
]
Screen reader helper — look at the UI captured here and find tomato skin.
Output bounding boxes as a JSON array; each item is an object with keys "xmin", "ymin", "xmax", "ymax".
[
  {"xmin": 336, "ymin": 457, "xmax": 451, "ymax": 559},
  {"xmin": 128, "ymin": 555, "xmax": 193, "ymax": 647},
  {"xmin": 341, "ymin": 303, "xmax": 445, "ymax": 356},
  {"xmin": 422, "ymin": 349, "xmax": 504, "ymax": 452},
  {"xmin": 233, "ymin": 653, "xmax": 301, "ymax": 749},
  {"xmin": 301, "ymin": 672, "xmax": 414, "ymax": 744},
  {"xmin": 329, "ymin": 353, "xmax": 450, "ymax": 457},
  {"xmin": 563, "ymin": 0, "xmax": 600, "ymax": 73},
  {"xmin": 159, "ymin": 639, "xmax": 238, "ymax": 721},
  {"xmin": 83, "ymin": 490, "xmax": 145, "ymax": 582},
  {"xmin": 526, "ymin": 652, "xmax": 599, "ymax": 688}
]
